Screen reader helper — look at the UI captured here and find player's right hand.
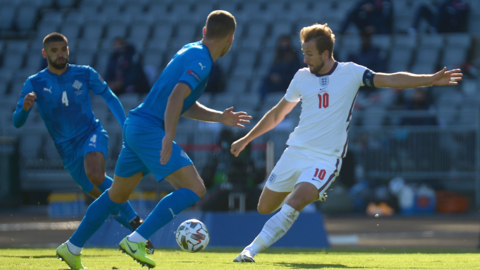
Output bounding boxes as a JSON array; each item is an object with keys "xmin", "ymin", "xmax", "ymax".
[
  {"xmin": 160, "ymin": 134, "xmax": 173, "ymax": 165},
  {"xmin": 230, "ymin": 138, "xmax": 248, "ymax": 157},
  {"xmin": 23, "ymin": 92, "xmax": 37, "ymax": 111}
]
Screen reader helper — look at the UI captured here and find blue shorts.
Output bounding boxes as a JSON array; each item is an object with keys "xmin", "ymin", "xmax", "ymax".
[
  {"xmin": 66, "ymin": 128, "xmax": 109, "ymax": 193},
  {"xmin": 114, "ymin": 123, "xmax": 193, "ymax": 181}
]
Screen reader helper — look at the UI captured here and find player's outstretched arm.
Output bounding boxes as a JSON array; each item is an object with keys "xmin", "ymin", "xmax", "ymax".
[
  {"xmin": 183, "ymin": 102, "xmax": 252, "ymax": 128},
  {"xmin": 161, "ymin": 83, "xmax": 191, "ymax": 165},
  {"xmin": 100, "ymin": 88, "xmax": 126, "ymax": 128},
  {"xmin": 374, "ymin": 67, "xmax": 463, "ymax": 89},
  {"xmin": 12, "ymin": 92, "xmax": 36, "ymax": 128},
  {"xmin": 231, "ymin": 98, "xmax": 297, "ymax": 157}
]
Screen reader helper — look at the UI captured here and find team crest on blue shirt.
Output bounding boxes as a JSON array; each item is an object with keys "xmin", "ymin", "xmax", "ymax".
[
  {"xmin": 73, "ymin": 80, "xmax": 82, "ymax": 90},
  {"xmin": 319, "ymin": 76, "xmax": 329, "ymax": 89},
  {"xmin": 73, "ymin": 80, "xmax": 83, "ymax": 95}
]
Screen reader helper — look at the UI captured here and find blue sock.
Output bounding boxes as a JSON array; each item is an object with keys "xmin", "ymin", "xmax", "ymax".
[
  {"xmin": 97, "ymin": 176, "xmax": 137, "ymax": 230},
  {"xmin": 136, "ymin": 188, "xmax": 200, "ymax": 240},
  {"xmin": 69, "ymin": 191, "xmax": 121, "ymax": 248}
]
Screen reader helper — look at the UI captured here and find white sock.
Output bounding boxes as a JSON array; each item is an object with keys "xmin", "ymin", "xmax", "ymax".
[
  {"xmin": 245, "ymin": 204, "xmax": 299, "ymax": 255},
  {"xmin": 128, "ymin": 231, "xmax": 147, "ymax": 243},
  {"xmin": 66, "ymin": 240, "xmax": 82, "ymax": 255}
]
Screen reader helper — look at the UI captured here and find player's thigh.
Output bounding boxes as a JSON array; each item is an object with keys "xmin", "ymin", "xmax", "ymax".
[
  {"xmin": 165, "ymin": 164, "xmax": 205, "ymax": 198},
  {"xmin": 66, "ymin": 156, "xmax": 94, "ymax": 194},
  {"xmin": 285, "ymin": 182, "xmax": 320, "ymax": 211},
  {"xmin": 114, "ymin": 125, "xmax": 150, "ymax": 179},
  {"xmin": 109, "ymin": 172, "xmax": 144, "ymax": 204},
  {"xmin": 83, "ymin": 129, "xmax": 109, "ymax": 185},
  {"xmin": 257, "ymin": 186, "xmax": 290, "ymax": 214},
  {"xmin": 296, "ymin": 156, "xmax": 342, "ymax": 198},
  {"xmin": 84, "ymin": 152, "xmax": 106, "ymax": 185}
]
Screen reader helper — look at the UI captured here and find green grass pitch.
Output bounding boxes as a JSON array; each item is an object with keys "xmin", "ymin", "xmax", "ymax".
[{"xmin": 0, "ymin": 248, "xmax": 479, "ymax": 269}]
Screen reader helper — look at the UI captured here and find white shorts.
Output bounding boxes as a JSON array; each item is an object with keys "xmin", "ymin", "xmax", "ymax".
[{"xmin": 265, "ymin": 146, "xmax": 343, "ymax": 197}]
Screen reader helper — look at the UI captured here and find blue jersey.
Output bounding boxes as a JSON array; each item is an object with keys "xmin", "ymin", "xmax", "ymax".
[
  {"xmin": 128, "ymin": 41, "xmax": 213, "ymax": 127},
  {"xmin": 16, "ymin": 65, "xmax": 108, "ymax": 166}
]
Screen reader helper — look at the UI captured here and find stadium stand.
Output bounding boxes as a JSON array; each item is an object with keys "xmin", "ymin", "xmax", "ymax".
[{"xmin": 0, "ymin": 0, "xmax": 478, "ymax": 196}]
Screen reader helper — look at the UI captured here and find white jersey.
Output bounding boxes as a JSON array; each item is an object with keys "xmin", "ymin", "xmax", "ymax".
[{"xmin": 284, "ymin": 62, "xmax": 375, "ymax": 158}]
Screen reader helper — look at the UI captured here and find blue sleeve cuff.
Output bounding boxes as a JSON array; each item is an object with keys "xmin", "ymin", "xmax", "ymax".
[
  {"xmin": 12, "ymin": 108, "xmax": 30, "ymax": 128},
  {"xmin": 178, "ymin": 80, "xmax": 194, "ymax": 92}
]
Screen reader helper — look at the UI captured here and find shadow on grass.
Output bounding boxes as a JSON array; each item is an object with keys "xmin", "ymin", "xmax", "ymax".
[
  {"xmin": 1, "ymin": 254, "xmax": 118, "ymax": 259},
  {"xmin": 274, "ymin": 262, "xmax": 360, "ymax": 268},
  {"xmin": 198, "ymin": 248, "xmax": 480, "ymax": 255}
]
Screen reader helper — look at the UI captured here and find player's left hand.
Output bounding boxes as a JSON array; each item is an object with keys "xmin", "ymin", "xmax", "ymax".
[
  {"xmin": 160, "ymin": 134, "xmax": 173, "ymax": 165},
  {"xmin": 220, "ymin": 107, "xmax": 252, "ymax": 128},
  {"xmin": 432, "ymin": 67, "xmax": 463, "ymax": 86}
]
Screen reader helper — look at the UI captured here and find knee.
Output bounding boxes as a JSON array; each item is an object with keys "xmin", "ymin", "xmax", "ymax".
[
  {"xmin": 257, "ymin": 203, "xmax": 274, "ymax": 215},
  {"xmin": 86, "ymin": 170, "xmax": 105, "ymax": 186},
  {"xmin": 192, "ymin": 186, "xmax": 206, "ymax": 199}
]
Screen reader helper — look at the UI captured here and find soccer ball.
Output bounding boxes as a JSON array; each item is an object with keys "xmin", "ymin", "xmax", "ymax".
[{"xmin": 175, "ymin": 219, "xmax": 210, "ymax": 252}]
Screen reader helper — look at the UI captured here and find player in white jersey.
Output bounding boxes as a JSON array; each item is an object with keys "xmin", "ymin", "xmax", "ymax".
[{"xmin": 231, "ymin": 23, "xmax": 463, "ymax": 263}]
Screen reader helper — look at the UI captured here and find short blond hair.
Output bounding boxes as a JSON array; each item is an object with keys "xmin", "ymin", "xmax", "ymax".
[
  {"xmin": 205, "ymin": 10, "xmax": 236, "ymax": 39},
  {"xmin": 300, "ymin": 23, "xmax": 335, "ymax": 57}
]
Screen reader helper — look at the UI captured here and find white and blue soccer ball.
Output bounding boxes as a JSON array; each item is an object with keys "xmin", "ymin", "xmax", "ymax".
[{"xmin": 175, "ymin": 219, "xmax": 210, "ymax": 252}]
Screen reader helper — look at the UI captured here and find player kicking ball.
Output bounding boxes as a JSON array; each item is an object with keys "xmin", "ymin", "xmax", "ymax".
[
  {"xmin": 57, "ymin": 11, "xmax": 251, "ymax": 269},
  {"xmin": 12, "ymin": 33, "xmax": 153, "ymax": 270},
  {"xmin": 230, "ymin": 23, "xmax": 463, "ymax": 262}
]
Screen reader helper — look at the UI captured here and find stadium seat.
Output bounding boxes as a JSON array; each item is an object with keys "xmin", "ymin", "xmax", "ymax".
[
  {"xmin": 193, "ymin": 2, "xmax": 215, "ymax": 21},
  {"xmin": 445, "ymin": 33, "xmax": 471, "ymax": 49},
  {"xmin": 19, "ymin": 133, "xmax": 43, "ymax": 159},
  {"xmin": 76, "ymin": 38, "xmax": 99, "ymax": 51},
  {"xmin": 211, "ymin": 93, "xmax": 236, "ymax": 111},
  {"xmin": 123, "ymin": 1, "xmax": 145, "ymax": 17},
  {"xmin": 265, "ymin": 1, "xmax": 286, "ymax": 14},
  {"xmin": 216, "ymin": 2, "xmax": 240, "ymax": 14},
  {"xmin": 142, "ymin": 48, "xmax": 164, "ymax": 69},
  {"xmin": 24, "ymin": 51, "xmax": 43, "ymax": 71},
  {"xmin": 171, "ymin": 1, "xmax": 194, "ymax": 15},
  {"xmin": 119, "ymin": 93, "xmax": 140, "ymax": 114},
  {"xmin": 43, "ymin": 136, "xmax": 62, "ymax": 160},
  {"xmin": 60, "ymin": 21, "xmax": 82, "ymax": 42},
  {"xmin": 0, "ymin": 2, "xmax": 16, "ymax": 30},
  {"xmin": 73, "ymin": 49, "xmax": 96, "ymax": 66},
  {"xmin": 16, "ymin": 4, "xmax": 38, "ymax": 31},
  {"xmin": 197, "ymin": 92, "xmax": 211, "ymax": 107},
  {"xmin": 216, "ymin": 52, "xmax": 234, "ymax": 74},
  {"xmin": 151, "ymin": 21, "xmax": 175, "ymax": 42},
  {"xmin": 145, "ymin": 37, "xmax": 169, "ymax": 51},
  {"xmin": 128, "ymin": 20, "xmax": 151, "ymax": 47},
  {"xmin": 387, "ymin": 47, "xmax": 412, "ymax": 72},
  {"xmin": 270, "ymin": 20, "xmax": 293, "ymax": 38},
  {"xmin": 245, "ymin": 20, "xmax": 268, "ymax": 38},
  {"xmin": 36, "ymin": 21, "xmax": 59, "ymax": 40},
  {"xmin": 1, "ymin": 53, "xmax": 25, "ymax": 72},
  {"xmin": 288, "ymin": 0, "xmax": 310, "ymax": 16},
  {"xmin": 441, "ymin": 47, "xmax": 467, "ymax": 68},
  {"xmin": 176, "ymin": 22, "xmax": 199, "ymax": 40},
  {"xmin": 393, "ymin": 34, "xmax": 417, "ymax": 49},
  {"xmin": 82, "ymin": 19, "xmax": 105, "ymax": 41},
  {"xmin": 419, "ymin": 34, "xmax": 444, "ymax": 49},
  {"xmin": 238, "ymin": 36, "xmax": 263, "ymax": 51},
  {"xmin": 104, "ymin": 20, "xmax": 129, "ymax": 41},
  {"xmin": 410, "ymin": 63, "xmax": 436, "ymax": 74},
  {"xmin": 5, "ymin": 40, "xmax": 29, "ymax": 53},
  {"xmin": 55, "ymin": 0, "xmax": 76, "ymax": 8},
  {"xmin": 393, "ymin": 15, "xmax": 413, "ymax": 33},
  {"xmin": 225, "ymin": 76, "xmax": 248, "ymax": 95},
  {"xmin": 93, "ymin": 49, "xmax": 110, "ymax": 75},
  {"xmin": 361, "ymin": 106, "xmax": 386, "ymax": 129},
  {"xmin": 371, "ymin": 35, "xmax": 392, "ymax": 50},
  {"xmin": 146, "ymin": 3, "xmax": 170, "ymax": 19},
  {"xmin": 413, "ymin": 46, "xmax": 440, "ymax": 66}
]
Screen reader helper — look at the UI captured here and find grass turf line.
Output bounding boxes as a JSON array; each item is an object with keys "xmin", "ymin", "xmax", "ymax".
[{"xmin": 0, "ymin": 248, "xmax": 479, "ymax": 269}]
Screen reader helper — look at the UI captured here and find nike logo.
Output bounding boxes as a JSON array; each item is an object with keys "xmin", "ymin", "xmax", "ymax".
[
  {"xmin": 126, "ymin": 241, "xmax": 137, "ymax": 254},
  {"xmin": 169, "ymin": 208, "xmax": 176, "ymax": 218},
  {"xmin": 43, "ymin": 87, "xmax": 52, "ymax": 94},
  {"xmin": 311, "ymin": 178, "xmax": 321, "ymax": 182},
  {"xmin": 199, "ymin": 62, "xmax": 206, "ymax": 70}
]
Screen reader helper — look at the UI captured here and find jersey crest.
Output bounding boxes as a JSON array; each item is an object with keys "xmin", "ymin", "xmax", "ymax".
[{"xmin": 319, "ymin": 76, "xmax": 329, "ymax": 89}]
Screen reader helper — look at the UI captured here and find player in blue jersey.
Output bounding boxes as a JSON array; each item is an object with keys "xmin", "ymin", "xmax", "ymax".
[
  {"xmin": 12, "ymin": 33, "xmax": 154, "ymax": 268},
  {"xmin": 57, "ymin": 11, "xmax": 250, "ymax": 269}
]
